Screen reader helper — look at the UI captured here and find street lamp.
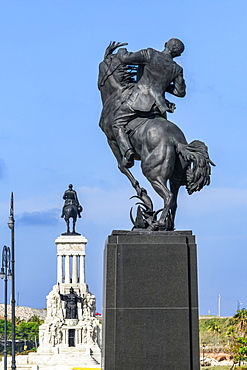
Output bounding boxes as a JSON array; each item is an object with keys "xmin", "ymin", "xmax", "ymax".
[
  {"xmin": 8, "ymin": 192, "xmax": 16, "ymax": 370},
  {"xmin": 202, "ymin": 343, "xmax": 206, "ymax": 366},
  {"xmin": 0, "ymin": 245, "xmax": 12, "ymax": 370}
]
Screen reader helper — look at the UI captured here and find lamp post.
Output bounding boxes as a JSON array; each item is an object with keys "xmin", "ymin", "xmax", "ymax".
[
  {"xmin": 8, "ymin": 192, "xmax": 16, "ymax": 370},
  {"xmin": 202, "ymin": 343, "xmax": 206, "ymax": 367},
  {"xmin": 0, "ymin": 245, "xmax": 12, "ymax": 370}
]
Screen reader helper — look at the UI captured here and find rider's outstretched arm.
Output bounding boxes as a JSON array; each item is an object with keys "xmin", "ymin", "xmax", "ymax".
[{"xmin": 116, "ymin": 48, "xmax": 149, "ymax": 65}]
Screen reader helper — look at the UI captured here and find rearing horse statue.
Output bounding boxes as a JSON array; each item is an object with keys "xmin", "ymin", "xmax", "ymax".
[{"xmin": 98, "ymin": 41, "xmax": 215, "ymax": 231}]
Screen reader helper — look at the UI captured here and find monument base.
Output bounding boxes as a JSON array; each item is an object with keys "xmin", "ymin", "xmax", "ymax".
[
  {"xmin": 102, "ymin": 230, "xmax": 200, "ymax": 370},
  {"xmin": 1, "ymin": 349, "xmax": 101, "ymax": 370}
]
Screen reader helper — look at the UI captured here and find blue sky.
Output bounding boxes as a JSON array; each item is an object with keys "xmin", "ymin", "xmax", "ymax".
[{"xmin": 0, "ymin": 0, "xmax": 246, "ymax": 316}]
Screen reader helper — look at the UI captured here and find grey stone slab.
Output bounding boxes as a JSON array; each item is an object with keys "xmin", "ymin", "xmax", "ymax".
[
  {"xmin": 108, "ymin": 230, "xmax": 195, "ymax": 245},
  {"xmin": 103, "ymin": 244, "xmax": 117, "ymax": 309},
  {"xmin": 101, "ymin": 308, "xmax": 116, "ymax": 369},
  {"xmin": 114, "ymin": 308, "xmax": 192, "ymax": 370},
  {"xmin": 187, "ymin": 243, "xmax": 199, "ymax": 308},
  {"xmin": 102, "ymin": 230, "xmax": 200, "ymax": 370},
  {"xmin": 112, "ymin": 230, "xmax": 193, "ymax": 236},
  {"xmin": 191, "ymin": 307, "xmax": 200, "ymax": 369},
  {"xmin": 115, "ymin": 243, "xmax": 190, "ymax": 308}
]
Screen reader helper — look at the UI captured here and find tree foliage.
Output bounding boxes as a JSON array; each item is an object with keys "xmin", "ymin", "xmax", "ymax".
[
  {"xmin": 231, "ymin": 337, "xmax": 247, "ymax": 363},
  {"xmin": 27, "ymin": 316, "xmax": 43, "ymax": 325},
  {"xmin": 207, "ymin": 321, "xmax": 221, "ymax": 335},
  {"xmin": 233, "ymin": 309, "xmax": 247, "ymax": 337},
  {"xmin": 229, "ymin": 309, "xmax": 247, "ymax": 363},
  {"xmin": 0, "ymin": 316, "xmax": 44, "ymax": 354},
  {"xmin": 0, "ymin": 319, "xmax": 12, "ymax": 340},
  {"xmin": 15, "ymin": 322, "xmax": 40, "ymax": 341}
]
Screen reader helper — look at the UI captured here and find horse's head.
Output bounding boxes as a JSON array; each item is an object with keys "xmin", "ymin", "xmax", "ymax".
[{"xmin": 98, "ymin": 42, "xmax": 136, "ymax": 105}]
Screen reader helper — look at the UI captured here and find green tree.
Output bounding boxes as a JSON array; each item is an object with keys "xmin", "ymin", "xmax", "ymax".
[
  {"xmin": 27, "ymin": 316, "xmax": 43, "ymax": 325},
  {"xmin": 0, "ymin": 318, "xmax": 43, "ymax": 355},
  {"xmin": 226, "ymin": 325, "xmax": 235, "ymax": 339},
  {"xmin": 231, "ymin": 337, "xmax": 247, "ymax": 365},
  {"xmin": 0, "ymin": 319, "xmax": 12, "ymax": 340},
  {"xmin": 15, "ymin": 317, "xmax": 24, "ymax": 325},
  {"xmin": 207, "ymin": 321, "xmax": 221, "ymax": 334},
  {"xmin": 15, "ymin": 322, "xmax": 40, "ymax": 342},
  {"xmin": 227, "ymin": 309, "xmax": 247, "ymax": 366},
  {"xmin": 207, "ymin": 321, "xmax": 221, "ymax": 345},
  {"xmin": 233, "ymin": 308, "xmax": 247, "ymax": 336}
]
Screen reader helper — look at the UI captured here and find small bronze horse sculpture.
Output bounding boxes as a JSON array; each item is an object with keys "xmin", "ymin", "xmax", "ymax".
[{"xmin": 63, "ymin": 204, "xmax": 78, "ymax": 234}]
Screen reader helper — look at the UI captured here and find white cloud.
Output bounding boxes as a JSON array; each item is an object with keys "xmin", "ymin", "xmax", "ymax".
[{"xmin": 0, "ymin": 185, "xmax": 245, "ymax": 229}]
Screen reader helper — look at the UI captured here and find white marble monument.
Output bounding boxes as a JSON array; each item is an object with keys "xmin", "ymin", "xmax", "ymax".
[
  {"xmin": 2, "ymin": 234, "xmax": 101, "ymax": 370},
  {"xmin": 37, "ymin": 234, "xmax": 101, "ymax": 359}
]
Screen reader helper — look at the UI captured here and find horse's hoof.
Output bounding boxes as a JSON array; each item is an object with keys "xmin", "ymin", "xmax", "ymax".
[
  {"xmin": 150, "ymin": 220, "xmax": 172, "ymax": 231},
  {"xmin": 148, "ymin": 222, "xmax": 159, "ymax": 231}
]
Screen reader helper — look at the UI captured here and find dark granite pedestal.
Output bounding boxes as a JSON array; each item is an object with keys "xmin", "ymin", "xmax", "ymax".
[{"xmin": 102, "ymin": 230, "xmax": 200, "ymax": 370}]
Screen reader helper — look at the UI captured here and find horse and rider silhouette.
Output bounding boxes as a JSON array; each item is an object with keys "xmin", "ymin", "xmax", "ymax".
[{"xmin": 61, "ymin": 184, "xmax": 83, "ymax": 234}]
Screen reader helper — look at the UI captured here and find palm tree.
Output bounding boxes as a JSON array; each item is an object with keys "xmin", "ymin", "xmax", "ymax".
[
  {"xmin": 27, "ymin": 315, "xmax": 43, "ymax": 325},
  {"xmin": 15, "ymin": 316, "xmax": 24, "ymax": 325},
  {"xmin": 233, "ymin": 309, "xmax": 247, "ymax": 337},
  {"xmin": 226, "ymin": 325, "xmax": 235, "ymax": 337},
  {"xmin": 226, "ymin": 325, "xmax": 235, "ymax": 346},
  {"xmin": 207, "ymin": 321, "xmax": 221, "ymax": 345}
]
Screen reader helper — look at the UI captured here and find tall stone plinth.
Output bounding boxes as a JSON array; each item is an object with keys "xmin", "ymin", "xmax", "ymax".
[{"xmin": 102, "ymin": 230, "xmax": 200, "ymax": 370}]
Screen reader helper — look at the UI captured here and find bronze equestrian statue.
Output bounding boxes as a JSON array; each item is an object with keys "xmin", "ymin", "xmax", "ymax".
[
  {"xmin": 61, "ymin": 184, "xmax": 83, "ymax": 234},
  {"xmin": 98, "ymin": 40, "xmax": 215, "ymax": 231}
]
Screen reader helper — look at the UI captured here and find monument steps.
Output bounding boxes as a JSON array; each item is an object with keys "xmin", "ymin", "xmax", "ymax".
[
  {"xmin": 3, "ymin": 364, "xmax": 100, "ymax": 370},
  {"xmin": 27, "ymin": 347, "xmax": 100, "ymax": 366},
  {"xmin": 4, "ymin": 352, "xmax": 100, "ymax": 369},
  {"xmin": 30, "ymin": 354, "xmax": 99, "ymax": 366}
]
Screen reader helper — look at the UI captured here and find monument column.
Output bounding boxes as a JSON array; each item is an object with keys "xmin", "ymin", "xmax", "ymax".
[
  {"xmin": 57, "ymin": 254, "xmax": 63, "ymax": 284},
  {"xmin": 72, "ymin": 255, "xmax": 78, "ymax": 283},
  {"xmin": 55, "ymin": 234, "xmax": 88, "ymax": 292},
  {"xmin": 79, "ymin": 254, "xmax": 85, "ymax": 284},
  {"xmin": 65, "ymin": 255, "xmax": 70, "ymax": 283}
]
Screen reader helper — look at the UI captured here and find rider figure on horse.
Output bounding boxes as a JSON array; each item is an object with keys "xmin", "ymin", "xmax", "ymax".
[
  {"xmin": 61, "ymin": 184, "xmax": 82, "ymax": 219},
  {"xmin": 112, "ymin": 38, "xmax": 186, "ymax": 168}
]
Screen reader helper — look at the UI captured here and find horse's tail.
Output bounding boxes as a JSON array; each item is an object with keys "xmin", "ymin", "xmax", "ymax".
[{"xmin": 176, "ymin": 140, "xmax": 215, "ymax": 195}]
